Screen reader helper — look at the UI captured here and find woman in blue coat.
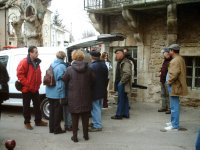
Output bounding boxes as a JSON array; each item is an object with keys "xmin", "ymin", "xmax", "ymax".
[{"xmin": 46, "ymin": 51, "xmax": 67, "ymax": 134}]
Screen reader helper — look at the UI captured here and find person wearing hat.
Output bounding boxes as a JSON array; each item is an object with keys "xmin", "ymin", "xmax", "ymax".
[
  {"xmin": 88, "ymin": 50, "xmax": 108, "ymax": 132},
  {"xmin": 163, "ymin": 44, "xmax": 188, "ymax": 131},
  {"xmin": 158, "ymin": 48, "xmax": 172, "ymax": 114},
  {"xmin": 111, "ymin": 49, "xmax": 132, "ymax": 120}
]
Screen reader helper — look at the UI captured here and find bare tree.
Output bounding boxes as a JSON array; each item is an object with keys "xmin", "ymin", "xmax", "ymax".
[
  {"xmin": 81, "ymin": 30, "xmax": 96, "ymax": 39},
  {"xmin": 1, "ymin": 0, "xmax": 51, "ymax": 47}
]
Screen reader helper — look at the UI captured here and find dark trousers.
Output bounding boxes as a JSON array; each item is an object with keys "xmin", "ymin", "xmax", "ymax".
[
  {"xmin": 49, "ymin": 98, "xmax": 63, "ymax": 133},
  {"xmin": 22, "ymin": 91, "xmax": 42, "ymax": 124},
  {"xmin": 71, "ymin": 112, "xmax": 90, "ymax": 138},
  {"xmin": 103, "ymin": 79, "xmax": 109, "ymax": 108}
]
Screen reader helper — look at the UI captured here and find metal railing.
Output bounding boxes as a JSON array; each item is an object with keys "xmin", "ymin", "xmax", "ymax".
[{"xmin": 84, "ymin": 0, "xmax": 166, "ymax": 10}]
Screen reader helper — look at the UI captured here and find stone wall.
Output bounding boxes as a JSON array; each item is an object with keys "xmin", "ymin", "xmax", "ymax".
[{"xmin": 108, "ymin": 4, "xmax": 200, "ymax": 102}]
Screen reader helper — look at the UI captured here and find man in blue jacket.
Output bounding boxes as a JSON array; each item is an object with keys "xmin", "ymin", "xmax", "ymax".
[{"xmin": 89, "ymin": 50, "xmax": 108, "ymax": 132}]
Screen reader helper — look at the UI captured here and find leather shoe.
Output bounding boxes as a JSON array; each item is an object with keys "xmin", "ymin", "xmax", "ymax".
[
  {"xmin": 88, "ymin": 126, "xmax": 102, "ymax": 132},
  {"xmin": 158, "ymin": 108, "xmax": 167, "ymax": 112},
  {"xmin": 25, "ymin": 123, "xmax": 33, "ymax": 130},
  {"xmin": 65, "ymin": 127, "xmax": 72, "ymax": 131},
  {"xmin": 111, "ymin": 115, "xmax": 122, "ymax": 120},
  {"xmin": 83, "ymin": 135, "xmax": 89, "ymax": 141},
  {"xmin": 123, "ymin": 115, "xmax": 130, "ymax": 119},
  {"xmin": 71, "ymin": 136, "xmax": 78, "ymax": 142},
  {"xmin": 54, "ymin": 130, "xmax": 66, "ymax": 134},
  {"xmin": 35, "ymin": 120, "xmax": 48, "ymax": 126},
  {"xmin": 165, "ymin": 110, "xmax": 171, "ymax": 114}
]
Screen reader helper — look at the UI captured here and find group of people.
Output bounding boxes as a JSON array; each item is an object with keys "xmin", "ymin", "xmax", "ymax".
[
  {"xmin": 14, "ymin": 46, "xmax": 132, "ymax": 143},
  {"xmin": 158, "ymin": 44, "xmax": 188, "ymax": 132},
  {"xmin": 2, "ymin": 43, "xmax": 194, "ymax": 144}
]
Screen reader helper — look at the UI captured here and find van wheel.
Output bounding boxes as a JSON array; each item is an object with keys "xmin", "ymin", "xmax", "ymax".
[{"xmin": 40, "ymin": 98, "xmax": 49, "ymax": 120}]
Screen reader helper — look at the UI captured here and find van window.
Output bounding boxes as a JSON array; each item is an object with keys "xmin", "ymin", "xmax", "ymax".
[{"xmin": 0, "ymin": 55, "xmax": 8, "ymax": 67}]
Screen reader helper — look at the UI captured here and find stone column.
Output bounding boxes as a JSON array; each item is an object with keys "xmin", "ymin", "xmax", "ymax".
[{"xmin": 167, "ymin": 3, "xmax": 177, "ymax": 45}]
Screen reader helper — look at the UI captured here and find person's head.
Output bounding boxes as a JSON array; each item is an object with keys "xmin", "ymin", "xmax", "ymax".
[
  {"xmin": 168, "ymin": 44, "xmax": 180, "ymax": 58},
  {"xmin": 115, "ymin": 49, "xmax": 125, "ymax": 61},
  {"xmin": 100, "ymin": 52, "xmax": 109, "ymax": 60},
  {"xmin": 90, "ymin": 50, "xmax": 101, "ymax": 61},
  {"xmin": 56, "ymin": 51, "xmax": 66, "ymax": 60},
  {"xmin": 28, "ymin": 46, "xmax": 38, "ymax": 61},
  {"xmin": 162, "ymin": 48, "xmax": 170, "ymax": 59},
  {"xmin": 71, "ymin": 49, "xmax": 85, "ymax": 61}
]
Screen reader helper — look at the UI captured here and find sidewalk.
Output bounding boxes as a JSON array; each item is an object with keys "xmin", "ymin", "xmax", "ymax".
[{"xmin": 0, "ymin": 98, "xmax": 199, "ymax": 150}]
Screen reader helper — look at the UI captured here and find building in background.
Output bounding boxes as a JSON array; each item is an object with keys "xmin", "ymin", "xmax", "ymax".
[
  {"xmin": 84, "ymin": 0, "xmax": 200, "ymax": 102},
  {"xmin": 0, "ymin": 6, "xmax": 70, "ymax": 50}
]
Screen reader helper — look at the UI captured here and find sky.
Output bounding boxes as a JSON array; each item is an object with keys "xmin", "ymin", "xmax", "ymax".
[{"xmin": 49, "ymin": 0, "xmax": 99, "ymax": 41}]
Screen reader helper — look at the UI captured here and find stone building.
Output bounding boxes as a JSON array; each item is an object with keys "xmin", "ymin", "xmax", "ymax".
[
  {"xmin": 84, "ymin": 0, "xmax": 200, "ymax": 102},
  {"xmin": 0, "ymin": 7, "xmax": 69, "ymax": 49}
]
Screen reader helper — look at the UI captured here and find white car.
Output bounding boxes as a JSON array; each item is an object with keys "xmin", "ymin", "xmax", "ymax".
[{"xmin": 0, "ymin": 47, "xmax": 67, "ymax": 119}]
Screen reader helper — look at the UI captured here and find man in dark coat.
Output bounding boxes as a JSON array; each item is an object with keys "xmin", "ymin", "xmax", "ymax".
[
  {"xmin": 0, "ymin": 62, "xmax": 9, "ymax": 118},
  {"xmin": 158, "ymin": 48, "xmax": 172, "ymax": 114},
  {"xmin": 88, "ymin": 50, "xmax": 108, "ymax": 132}
]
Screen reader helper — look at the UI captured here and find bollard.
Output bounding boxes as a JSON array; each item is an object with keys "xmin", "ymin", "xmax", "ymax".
[{"xmin": 5, "ymin": 140, "xmax": 16, "ymax": 150}]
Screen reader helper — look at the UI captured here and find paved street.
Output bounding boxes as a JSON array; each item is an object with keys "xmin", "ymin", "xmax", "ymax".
[{"xmin": 0, "ymin": 99, "xmax": 199, "ymax": 150}]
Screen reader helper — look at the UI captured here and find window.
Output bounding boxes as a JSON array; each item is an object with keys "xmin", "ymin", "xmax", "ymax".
[
  {"xmin": 0, "ymin": 55, "xmax": 9, "ymax": 67},
  {"xmin": 185, "ymin": 56, "xmax": 200, "ymax": 89}
]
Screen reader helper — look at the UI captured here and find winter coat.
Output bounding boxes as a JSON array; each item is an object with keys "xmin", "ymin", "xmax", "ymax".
[
  {"xmin": 0, "ymin": 62, "xmax": 9, "ymax": 102},
  {"xmin": 89, "ymin": 60, "xmax": 108, "ymax": 100},
  {"xmin": 62, "ymin": 60, "xmax": 94, "ymax": 113},
  {"xmin": 168, "ymin": 55, "xmax": 188, "ymax": 96},
  {"xmin": 17, "ymin": 55, "xmax": 41, "ymax": 93},
  {"xmin": 160, "ymin": 58, "xmax": 171, "ymax": 83},
  {"xmin": 46, "ymin": 59, "xmax": 67, "ymax": 99},
  {"xmin": 119, "ymin": 58, "xmax": 132, "ymax": 93}
]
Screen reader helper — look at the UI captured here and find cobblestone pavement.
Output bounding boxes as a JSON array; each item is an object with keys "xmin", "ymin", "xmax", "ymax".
[{"xmin": 0, "ymin": 99, "xmax": 199, "ymax": 150}]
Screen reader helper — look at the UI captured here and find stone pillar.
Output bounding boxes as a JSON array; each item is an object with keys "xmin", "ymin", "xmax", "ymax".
[
  {"xmin": 167, "ymin": 3, "xmax": 177, "ymax": 45},
  {"xmin": 89, "ymin": 13, "xmax": 104, "ymax": 34}
]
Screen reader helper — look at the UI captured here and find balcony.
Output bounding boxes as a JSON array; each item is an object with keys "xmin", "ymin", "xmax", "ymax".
[
  {"xmin": 84, "ymin": 0, "xmax": 199, "ymax": 13},
  {"xmin": 84, "ymin": 0, "xmax": 169, "ymax": 9}
]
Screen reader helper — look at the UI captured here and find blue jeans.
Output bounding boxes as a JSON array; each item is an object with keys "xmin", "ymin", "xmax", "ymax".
[
  {"xmin": 91, "ymin": 99, "xmax": 103, "ymax": 128},
  {"xmin": 63, "ymin": 105, "xmax": 72, "ymax": 128},
  {"xmin": 116, "ymin": 82, "xmax": 129, "ymax": 117},
  {"xmin": 196, "ymin": 129, "xmax": 200, "ymax": 150},
  {"xmin": 168, "ymin": 85, "xmax": 180, "ymax": 129}
]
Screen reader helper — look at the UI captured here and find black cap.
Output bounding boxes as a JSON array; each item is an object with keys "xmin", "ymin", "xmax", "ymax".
[
  {"xmin": 114, "ymin": 49, "xmax": 124, "ymax": 53},
  {"xmin": 90, "ymin": 50, "xmax": 101, "ymax": 57}
]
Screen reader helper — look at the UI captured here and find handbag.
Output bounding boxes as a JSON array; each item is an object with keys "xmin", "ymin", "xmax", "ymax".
[
  {"xmin": 60, "ymin": 97, "xmax": 68, "ymax": 105},
  {"xmin": 15, "ymin": 80, "xmax": 23, "ymax": 91}
]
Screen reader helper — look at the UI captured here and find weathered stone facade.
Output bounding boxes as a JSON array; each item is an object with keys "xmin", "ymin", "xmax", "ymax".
[{"xmin": 86, "ymin": 1, "xmax": 200, "ymax": 102}]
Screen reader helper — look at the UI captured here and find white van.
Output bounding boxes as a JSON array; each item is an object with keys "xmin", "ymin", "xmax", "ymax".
[
  {"xmin": 0, "ymin": 33, "xmax": 127, "ymax": 119},
  {"xmin": 0, "ymin": 47, "xmax": 67, "ymax": 119}
]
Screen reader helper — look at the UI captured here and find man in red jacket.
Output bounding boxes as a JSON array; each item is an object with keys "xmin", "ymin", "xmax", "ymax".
[{"xmin": 17, "ymin": 46, "xmax": 47, "ymax": 130}]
